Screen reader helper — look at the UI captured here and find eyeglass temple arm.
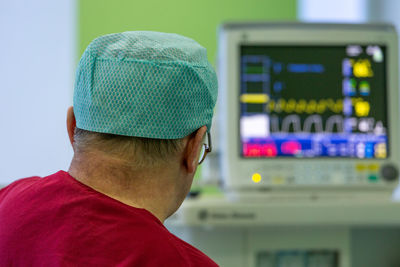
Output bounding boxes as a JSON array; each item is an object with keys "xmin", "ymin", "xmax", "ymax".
[{"xmin": 207, "ymin": 132, "xmax": 212, "ymax": 153}]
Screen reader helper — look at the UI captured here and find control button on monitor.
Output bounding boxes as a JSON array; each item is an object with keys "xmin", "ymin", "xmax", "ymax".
[
  {"xmin": 368, "ymin": 174, "xmax": 378, "ymax": 182},
  {"xmin": 287, "ymin": 176, "xmax": 295, "ymax": 184},
  {"xmin": 356, "ymin": 174, "xmax": 365, "ymax": 183},
  {"xmin": 346, "ymin": 176, "xmax": 356, "ymax": 184},
  {"xmin": 355, "ymin": 164, "xmax": 367, "ymax": 172},
  {"xmin": 380, "ymin": 164, "xmax": 399, "ymax": 182},
  {"xmin": 368, "ymin": 164, "xmax": 379, "ymax": 171},
  {"xmin": 271, "ymin": 176, "xmax": 286, "ymax": 185}
]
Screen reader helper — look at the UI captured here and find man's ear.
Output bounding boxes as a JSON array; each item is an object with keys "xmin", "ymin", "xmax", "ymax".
[
  {"xmin": 183, "ymin": 126, "xmax": 207, "ymax": 174},
  {"xmin": 66, "ymin": 106, "xmax": 76, "ymax": 147}
]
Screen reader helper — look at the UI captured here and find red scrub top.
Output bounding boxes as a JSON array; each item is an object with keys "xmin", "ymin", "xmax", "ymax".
[{"xmin": 0, "ymin": 171, "xmax": 218, "ymax": 267}]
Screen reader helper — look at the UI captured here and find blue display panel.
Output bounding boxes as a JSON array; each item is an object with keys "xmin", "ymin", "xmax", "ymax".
[{"xmin": 240, "ymin": 45, "xmax": 388, "ymax": 158}]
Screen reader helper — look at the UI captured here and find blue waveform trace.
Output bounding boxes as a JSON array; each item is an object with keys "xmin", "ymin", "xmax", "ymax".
[
  {"xmin": 287, "ymin": 63, "xmax": 325, "ymax": 74},
  {"xmin": 242, "ymin": 73, "xmax": 269, "ymax": 82}
]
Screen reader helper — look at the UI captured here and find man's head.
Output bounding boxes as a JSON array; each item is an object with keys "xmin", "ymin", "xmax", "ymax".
[{"xmin": 67, "ymin": 31, "xmax": 217, "ymax": 217}]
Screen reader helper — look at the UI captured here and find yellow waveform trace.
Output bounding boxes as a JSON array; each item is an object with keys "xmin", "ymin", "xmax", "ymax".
[
  {"xmin": 267, "ymin": 100, "xmax": 275, "ymax": 112},
  {"xmin": 335, "ymin": 99, "xmax": 343, "ymax": 113},
  {"xmin": 306, "ymin": 100, "xmax": 317, "ymax": 114},
  {"xmin": 276, "ymin": 99, "xmax": 286, "ymax": 112},
  {"xmin": 326, "ymin": 98, "xmax": 343, "ymax": 113},
  {"xmin": 295, "ymin": 99, "xmax": 307, "ymax": 113},
  {"xmin": 286, "ymin": 99, "xmax": 296, "ymax": 113},
  {"xmin": 317, "ymin": 99, "xmax": 327, "ymax": 113},
  {"xmin": 266, "ymin": 98, "xmax": 344, "ymax": 114},
  {"xmin": 240, "ymin": 94, "xmax": 269, "ymax": 104}
]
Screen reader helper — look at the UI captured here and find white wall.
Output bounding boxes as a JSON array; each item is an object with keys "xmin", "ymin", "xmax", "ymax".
[
  {"xmin": 367, "ymin": 0, "xmax": 400, "ymax": 28},
  {"xmin": 298, "ymin": 0, "xmax": 367, "ymax": 22},
  {"xmin": 0, "ymin": 0, "xmax": 75, "ymax": 185}
]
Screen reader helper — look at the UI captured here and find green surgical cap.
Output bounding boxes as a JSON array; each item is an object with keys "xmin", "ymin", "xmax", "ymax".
[{"xmin": 73, "ymin": 31, "xmax": 218, "ymax": 139}]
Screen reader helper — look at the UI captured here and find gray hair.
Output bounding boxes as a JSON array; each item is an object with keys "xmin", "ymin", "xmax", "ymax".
[{"xmin": 73, "ymin": 128, "xmax": 185, "ymax": 166}]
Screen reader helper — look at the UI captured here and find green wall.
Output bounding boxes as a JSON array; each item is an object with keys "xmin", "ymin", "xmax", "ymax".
[{"xmin": 78, "ymin": 0, "xmax": 297, "ymax": 62}]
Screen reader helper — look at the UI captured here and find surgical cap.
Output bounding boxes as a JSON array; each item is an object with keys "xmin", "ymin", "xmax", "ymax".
[{"xmin": 73, "ymin": 31, "xmax": 218, "ymax": 139}]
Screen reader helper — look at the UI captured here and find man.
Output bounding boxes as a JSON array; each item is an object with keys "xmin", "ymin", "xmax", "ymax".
[{"xmin": 0, "ymin": 31, "xmax": 218, "ymax": 266}]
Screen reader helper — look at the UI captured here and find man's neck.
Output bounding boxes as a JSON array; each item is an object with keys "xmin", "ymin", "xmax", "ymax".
[{"xmin": 68, "ymin": 152, "xmax": 181, "ymax": 223}]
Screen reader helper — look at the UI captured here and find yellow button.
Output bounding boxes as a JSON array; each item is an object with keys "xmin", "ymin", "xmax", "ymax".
[
  {"xmin": 368, "ymin": 164, "xmax": 379, "ymax": 171},
  {"xmin": 355, "ymin": 164, "xmax": 367, "ymax": 172},
  {"xmin": 272, "ymin": 176, "xmax": 285, "ymax": 185}
]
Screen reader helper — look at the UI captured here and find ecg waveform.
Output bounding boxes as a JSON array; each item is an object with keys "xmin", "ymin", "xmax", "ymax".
[
  {"xmin": 267, "ymin": 98, "xmax": 343, "ymax": 114},
  {"xmin": 240, "ymin": 96, "xmax": 371, "ymax": 117}
]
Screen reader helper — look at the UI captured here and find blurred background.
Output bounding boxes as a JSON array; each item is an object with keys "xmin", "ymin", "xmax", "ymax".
[{"xmin": 2, "ymin": 0, "xmax": 400, "ymax": 185}]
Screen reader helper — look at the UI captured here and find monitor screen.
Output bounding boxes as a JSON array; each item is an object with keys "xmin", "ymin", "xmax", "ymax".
[{"xmin": 240, "ymin": 45, "xmax": 388, "ymax": 159}]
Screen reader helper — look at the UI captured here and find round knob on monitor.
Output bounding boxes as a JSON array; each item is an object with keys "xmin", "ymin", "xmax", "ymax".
[{"xmin": 380, "ymin": 164, "xmax": 399, "ymax": 182}]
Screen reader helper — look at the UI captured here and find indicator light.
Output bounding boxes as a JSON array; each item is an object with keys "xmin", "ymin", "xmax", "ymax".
[{"xmin": 252, "ymin": 173, "xmax": 262, "ymax": 183}]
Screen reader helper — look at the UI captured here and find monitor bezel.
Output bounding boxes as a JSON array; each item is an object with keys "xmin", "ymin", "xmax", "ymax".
[{"xmin": 218, "ymin": 23, "xmax": 399, "ymax": 192}]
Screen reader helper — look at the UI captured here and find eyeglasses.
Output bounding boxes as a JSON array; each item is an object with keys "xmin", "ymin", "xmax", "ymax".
[{"xmin": 198, "ymin": 132, "xmax": 212, "ymax": 164}]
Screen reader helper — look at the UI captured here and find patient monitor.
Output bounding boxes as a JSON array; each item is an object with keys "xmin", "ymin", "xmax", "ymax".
[{"xmin": 217, "ymin": 23, "xmax": 399, "ymax": 197}]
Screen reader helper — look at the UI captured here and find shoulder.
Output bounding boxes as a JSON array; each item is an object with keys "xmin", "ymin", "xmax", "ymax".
[
  {"xmin": 0, "ymin": 175, "xmax": 41, "ymax": 201},
  {"xmin": 0, "ymin": 171, "xmax": 66, "ymax": 203}
]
